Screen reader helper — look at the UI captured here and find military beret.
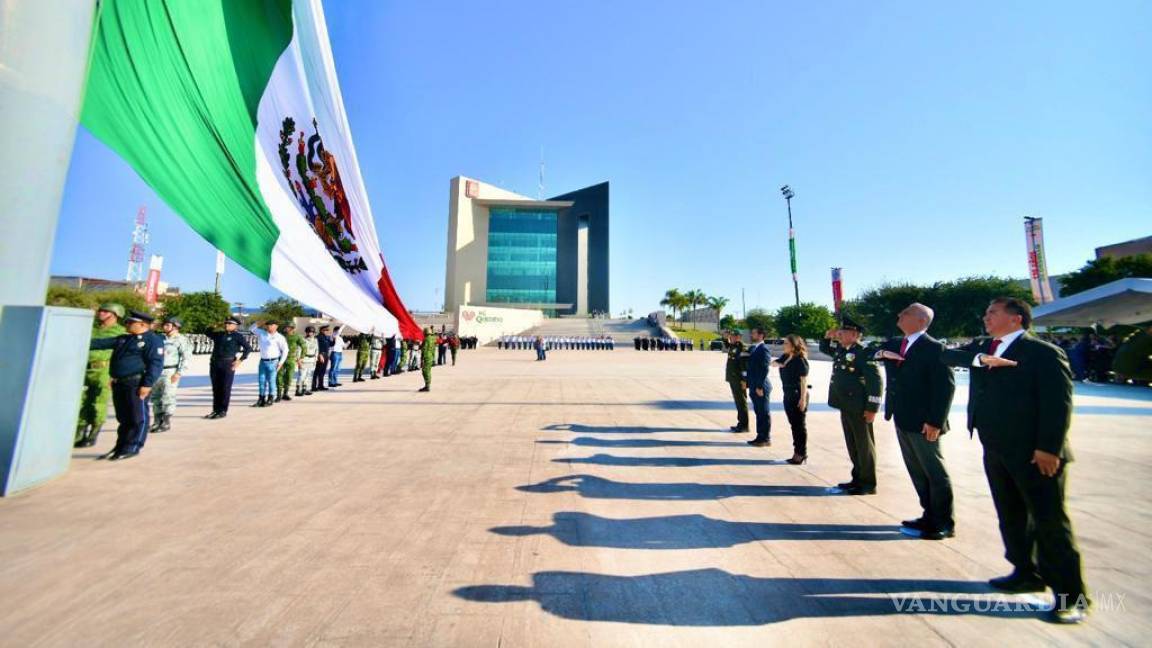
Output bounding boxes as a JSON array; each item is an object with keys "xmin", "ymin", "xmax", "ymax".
[
  {"xmin": 838, "ymin": 316, "xmax": 865, "ymax": 333},
  {"xmin": 124, "ymin": 310, "xmax": 155, "ymax": 324},
  {"xmin": 166, "ymin": 316, "xmax": 183, "ymax": 328},
  {"xmin": 97, "ymin": 302, "xmax": 126, "ymax": 318}
]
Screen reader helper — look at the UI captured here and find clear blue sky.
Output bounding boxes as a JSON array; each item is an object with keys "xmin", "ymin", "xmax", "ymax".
[{"xmin": 53, "ymin": 0, "xmax": 1151, "ymax": 317}]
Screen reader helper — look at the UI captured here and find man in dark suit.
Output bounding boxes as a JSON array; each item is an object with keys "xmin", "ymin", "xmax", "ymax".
[
  {"xmin": 873, "ymin": 303, "xmax": 956, "ymax": 540},
  {"xmin": 745, "ymin": 327, "xmax": 773, "ymax": 447},
  {"xmin": 941, "ymin": 297, "xmax": 1088, "ymax": 624}
]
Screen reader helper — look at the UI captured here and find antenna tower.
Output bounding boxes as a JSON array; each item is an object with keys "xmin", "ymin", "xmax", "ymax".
[{"xmin": 126, "ymin": 206, "xmax": 148, "ymax": 283}]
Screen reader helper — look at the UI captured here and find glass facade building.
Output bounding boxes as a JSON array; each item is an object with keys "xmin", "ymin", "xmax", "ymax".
[{"xmin": 485, "ymin": 207, "xmax": 558, "ymax": 305}]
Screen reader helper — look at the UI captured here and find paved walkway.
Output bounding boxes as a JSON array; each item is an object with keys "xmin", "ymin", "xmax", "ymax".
[{"xmin": 0, "ymin": 349, "xmax": 1147, "ymax": 646}]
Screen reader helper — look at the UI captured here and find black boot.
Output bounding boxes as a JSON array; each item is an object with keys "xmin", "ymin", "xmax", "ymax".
[
  {"xmin": 74, "ymin": 425, "xmax": 90, "ymax": 448},
  {"xmin": 253, "ymin": 396, "xmax": 265, "ymax": 407},
  {"xmin": 160, "ymin": 414, "xmax": 171, "ymax": 432},
  {"xmin": 282, "ymin": 390, "xmax": 292, "ymax": 401}
]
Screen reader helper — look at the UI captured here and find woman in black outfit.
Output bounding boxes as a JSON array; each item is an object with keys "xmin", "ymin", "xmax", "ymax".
[{"xmin": 774, "ymin": 334, "xmax": 810, "ymax": 465}]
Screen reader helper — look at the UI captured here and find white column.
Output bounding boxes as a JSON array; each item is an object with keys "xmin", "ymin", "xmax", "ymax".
[{"xmin": 575, "ymin": 217, "xmax": 589, "ymax": 317}]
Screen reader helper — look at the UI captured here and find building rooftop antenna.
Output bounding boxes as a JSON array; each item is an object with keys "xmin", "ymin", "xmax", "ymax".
[{"xmin": 126, "ymin": 205, "xmax": 148, "ymax": 283}]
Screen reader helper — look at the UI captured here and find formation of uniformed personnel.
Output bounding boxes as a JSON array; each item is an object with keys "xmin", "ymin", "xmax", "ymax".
[
  {"xmin": 723, "ymin": 329, "xmax": 750, "ymax": 433},
  {"xmin": 75, "ymin": 302, "xmax": 126, "ymax": 448},
  {"xmin": 353, "ymin": 331, "xmax": 373, "ymax": 382},
  {"xmin": 277, "ymin": 323, "xmax": 303, "ymax": 402},
  {"xmin": 205, "ymin": 317, "xmax": 251, "ymax": 419},
  {"xmin": 297, "ymin": 326, "xmax": 320, "ymax": 396},
  {"xmin": 819, "ymin": 316, "xmax": 883, "ymax": 495},
  {"xmin": 369, "ymin": 334, "xmax": 385, "ymax": 379},
  {"xmin": 149, "ymin": 316, "xmax": 191, "ymax": 434},
  {"xmin": 88, "ymin": 311, "xmax": 165, "ymax": 461},
  {"xmin": 419, "ymin": 327, "xmax": 435, "ymax": 392}
]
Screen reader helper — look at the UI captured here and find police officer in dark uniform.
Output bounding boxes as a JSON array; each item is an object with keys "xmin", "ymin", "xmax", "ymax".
[
  {"xmin": 723, "ymin": 329, "xmax": 750, "ymax": 432},
  {"xmin": 819, "ymin": 316, "xmax": 883, "ymax": 495},
  {"xmin": 88, "ymin": 311, "xmax": 165, "ymax": 461},
  {"xmin": 206, "ymin": 317, "xmax": 251, "ymax": 419}
]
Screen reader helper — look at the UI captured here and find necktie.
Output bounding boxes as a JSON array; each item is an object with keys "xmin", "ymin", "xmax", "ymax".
[
  {"xmin": 899, "ymin": 337, "xmax": 910, "ymax": 357},
  {"xmin": 988, "ymin": 338, "xmax": 1001, "ymax": 356}
]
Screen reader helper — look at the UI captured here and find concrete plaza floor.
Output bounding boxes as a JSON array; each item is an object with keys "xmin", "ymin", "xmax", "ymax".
[{"xmin": 0, "ymin": 348, "xmax": 1148, "ymax": 646}]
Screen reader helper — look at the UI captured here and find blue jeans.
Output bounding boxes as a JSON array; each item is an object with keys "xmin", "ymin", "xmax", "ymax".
[
  {"xmin": 328, "ymin": 351, "xmax": 343, "ymax": 384},
  {"xmin": 258, "ymin": 358, "xmax": 279, "ymax": 398}
]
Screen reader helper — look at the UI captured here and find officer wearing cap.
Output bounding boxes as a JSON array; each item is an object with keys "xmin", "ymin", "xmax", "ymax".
[
  {"xmin": 820, "ymin": 316, "xmax": 883, "ymax": 495},
  {"xmin": 724, "ymin": 329, "xmax": 750, "ymax": 432},
  {"xmin": 88, "ymin": 311, "xmax": 165, "ymax": 460},
  {"xmin": 150, "ymin": 316, "xmax": 192, "ymax": 434},
  {"xmin": 206, "ymin": 317, "xmax": 251, "ymax": 419},
  {"xmin": 75, "ymin": 302, "xmax": 126, "ymax": 448}
]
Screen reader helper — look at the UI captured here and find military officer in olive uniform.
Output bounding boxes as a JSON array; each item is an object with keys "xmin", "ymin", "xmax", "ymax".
[
  {"xmin": 206, "ymin": 317, "xmax": 252, "ymax": 419},
  {"xmin": 88, "ymin": 311, "xmax": 165, "ymax": 460},
  {"xmin": 419, "ymin": 327, "xmax": 436, "ymax": 392},
  {"xmin": 150, "ymin": 316, "xmax": 191, "ymax": 434},
  {"xmin": 75, "ymin": 302, "xmax": 126, "ymax": 448},
  {"xmin": 297, "ymin": 326, "xmax": 319, "ymax": 396},
  {"xmin": 724, "ymin": 329, "xmax": 750, "ymax": 432},
  {"xmin": 353, "ymin": 331, "xmax": 373, "ymax": 382},
  {"xmin": 277, "ymin": 323, "xmax": 303, "ymax": 401},
  {"xmin": 820, "ymin": 316, "xmax": 883, "ymax": 495}
]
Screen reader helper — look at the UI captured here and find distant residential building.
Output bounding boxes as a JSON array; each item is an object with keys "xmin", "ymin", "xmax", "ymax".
[
  {"xmin": 50, "ymin": 275, "xmax": 180, "ymax": 297},
  {"xmin": 1096, "ymin": 235, "xmax": 1152, "ymax": 260}
]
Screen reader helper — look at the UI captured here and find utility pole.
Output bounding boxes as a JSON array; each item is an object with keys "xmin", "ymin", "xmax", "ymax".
[{"xmin": 781, "ymin": 185, "xmax": 800, "ymax": 307}]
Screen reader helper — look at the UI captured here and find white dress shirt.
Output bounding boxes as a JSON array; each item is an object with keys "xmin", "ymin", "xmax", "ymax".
[
  {"xmin": 902, "ymin": 330, "xmax": 926, "ymax": 353},
  {"xmin": 250, "ymin": 325, "xmax": 289, "ymax": 363},
  {"xmin": 972, "ymin": 328, "xmax": 1027, "ymax": 366}
]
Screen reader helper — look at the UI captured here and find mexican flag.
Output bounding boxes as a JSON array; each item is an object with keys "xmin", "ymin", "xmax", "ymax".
[{"xmin": 82, "ymin": 0, "xmax": 422, "ymax": 339}]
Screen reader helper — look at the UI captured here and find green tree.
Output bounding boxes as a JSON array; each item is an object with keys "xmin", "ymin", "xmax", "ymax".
[
  {"xmin": 660, "ymin": 289, "xmax": 683, "ymax": 321},
  {"xmin": 707, "ymin": 295, "xmax": 729, "ymax": 326},
  {"xmin": 46, "ymin": 285, "xmax": 149, "ymax": 315},
  {"xmin": 930, "ymin": 276, "xmax": 1033, "ymax": 338},
  {"xmin": 843, "ymin": 283, "xmax": 930, "ymax": 338},
  {"xmin": 719, "ymin": 314, "xmax": 739, "ymax": 331},
  {"xmin": 257, "ymin": 297, "xmax": 306, "ymax": 326},
  {"xmin": 1060, "ymin": 254, "xmax": 1152, "ymax": 297},
  {"xmin": 774, "ymin": 302, "xmax": 836, "ymax": 340},
  {"xmin": 163, "ymin": 291, "xmax": 232, "ymax": 333},
  {"xmin": 684, "ymin": 289, "xmax": 707, "ymax": 329},
  {"xmin": 743, "ymin": 308, "xmax": 777, "ymax": 336}
]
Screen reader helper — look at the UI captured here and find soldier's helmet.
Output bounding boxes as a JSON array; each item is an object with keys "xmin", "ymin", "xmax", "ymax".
[{"xmin": 98, "ymin": 302, "xmax": 126, "ymax": 319}]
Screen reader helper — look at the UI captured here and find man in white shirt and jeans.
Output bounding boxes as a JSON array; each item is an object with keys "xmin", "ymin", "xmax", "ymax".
[{"xmin": 251, "ymin": 321, "xmax": 289, "ymax": 407}]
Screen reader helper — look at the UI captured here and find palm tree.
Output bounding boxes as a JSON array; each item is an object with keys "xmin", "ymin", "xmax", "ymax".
[
  {"xmin": 660, "ymin": 288, "xmax": 683, "ymax": 322},
  {"xmin": 684, "ymin": 289, "xmax": 706, "ymax": 329},
  {"xmin": 707, "ymin": 295, "xmax": 729, "ymax": 329}
]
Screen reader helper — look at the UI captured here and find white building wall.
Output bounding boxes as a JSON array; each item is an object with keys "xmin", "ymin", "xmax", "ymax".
[{"xmin": 455, "ymin": 304, "xmax": 544, "ymax": 346}]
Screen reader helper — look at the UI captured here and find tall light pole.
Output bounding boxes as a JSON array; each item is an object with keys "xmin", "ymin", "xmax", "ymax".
[{"xmin": 781, "ymin": 185, "xmax": 800, "ymax": 307}]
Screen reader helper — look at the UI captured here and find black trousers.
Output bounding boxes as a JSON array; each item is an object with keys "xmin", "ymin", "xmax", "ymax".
[
  {"xmin": 209, "ymin": 358, "xmax": 236, "ymax": 413},
  {"xmin": 749, "ymin": 386, "xmax": 771, "ymax": 442},
  {"xmin": 782, "ymin": 387, "xmax": 808, "ymax": 456},
  {"xmin": 313, "ymin": 357, "xmax": 327, "ymax": 389},
  {"xmin": 840, "ymin": 409, "xmax": 876, "ymax": 490},
  {"xmin": 110, "ymin": 376, "xmax": 149, "ymax": 454},
  {"xmin": 982, "ymin": 447, "xmax": 1086, "ymax": 603},
  {"xmin": 728, "ymin": 381, "xmax": 749, "ymax": 430},
  {"xmin": 896, "ymin": 428, "xmax": 954, "ymax": 530}
]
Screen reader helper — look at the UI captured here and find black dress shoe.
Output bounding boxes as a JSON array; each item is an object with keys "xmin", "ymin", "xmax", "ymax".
[
  {"xmin": 785, "ymin": 454, "xmax": 808, "ymax": 465},
  {"xmin": 919, "ymin": 527, "xmax": 955, "ymax": 540},
  {"xmin": 729, "ymin": 425, "xmax": 748, "ymax": 432},
  {"xmin": 989, "ymin": 571, "xmax": 1046, "ymax": 593},
  {"xmin": 901, "ymin": 517, "xmax": 928, "ymax": 531},
  {"xmin": 204, "ymin": 411, "xmax": 219, "ymax": 419},
  {"xmin": 845, "ymin": 486, "xmax": 877, "ymax": 495},
  {"xmin": 110, "ymin": 451, "xmax": 138, "ymax": 461},
  {"xmin": 98, "ymin": 449, "xmax": 119, "ymax": 460},
  {"xmin": 215, "ymin": 411, "xmax": 228, "ymax": 419},
  {"xmin": 747, "ymin": 439, "xmax": 770, "ymax": 447},
  {"xmin": 1047, "ymin": 597, "xmax": 1091, "ymax": 624},
  {"xmin": 836, "ymin": 481, "xmax": 856, "ymax": 490}
]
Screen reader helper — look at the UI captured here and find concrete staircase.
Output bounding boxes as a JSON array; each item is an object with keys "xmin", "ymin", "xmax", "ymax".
[{"xmin": 498, "ymin": 318, "xmax": 661, "ymax": 345}]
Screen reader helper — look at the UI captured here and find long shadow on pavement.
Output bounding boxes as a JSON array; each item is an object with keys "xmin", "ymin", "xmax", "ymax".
[
  {"xmin": 542, "ymin": 424, "xmax": 725, "ymax": 434},
  {"xmin": 554, "ymin": 454, "xmax": 782, "ymax": 467},
  {"xmin": 517, "ymin": 475, "xmax": 832, "ymax": 499},
  {"xmin": 454, "ymin": 569, "xmax": 1041, "ymax": 625},
  {"xmin": 491, "ymin": 512, "xmax": 905, "ymax": 547},
  {"xmin": 538, "ymin": 437, "xmax": 748, "ymax": 448}
]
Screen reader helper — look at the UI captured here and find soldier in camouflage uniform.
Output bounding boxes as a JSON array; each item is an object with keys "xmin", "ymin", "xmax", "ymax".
[
  {"xmin": 819, "ymin": 316, "xmax": 883, "ymax": 495},
  {"xmin": 418, "ymin": 327, "xmax": 436, "ymax": 392},
  {"xmin": 277, "ymin": 323, "xmax": 304, "ymax": 401},
  {"xmin": 75, "ymin": 302, "xmax": 126, "ymax": 448},
  {"xmin": 353, "ymin": 331, "xmax": 373, "ymax": 382},
  {"xmin": 297, "ymin": 326, "xmax": 319, "ymax": 396},
  {"xmin": 150, "ymin": 316, "xmax": 192, "ymax": 433},
  {"xmin": 724, "ymin": 329, "xmax": 750, "ymax": 432},
  {"xmin": 369, "ymin": 334, "xmax": 385, "ymax": 378}
]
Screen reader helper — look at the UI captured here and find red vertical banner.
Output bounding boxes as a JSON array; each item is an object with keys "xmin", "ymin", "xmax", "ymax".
[
  {"xmin": 831, "ymin": 267, "xmax": 844, "ymax": 314},
  {"xmin": 144, "ymin": 255, "xmax": 163, "ymax": 305}
]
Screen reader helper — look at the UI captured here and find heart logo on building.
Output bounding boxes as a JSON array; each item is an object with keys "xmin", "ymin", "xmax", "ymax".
[{"xmin": 462, "ymin": 310, "xmax": 476, "ymax": 321}]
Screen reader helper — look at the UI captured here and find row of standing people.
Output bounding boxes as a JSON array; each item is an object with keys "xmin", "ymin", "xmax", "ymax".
[
  {"xmin": 498, "ymin": 336, "xmax": 615, "ymax": 351},
  {"xmin": 724, "ymin": 298, "xmax": 1088, "ymax": 623},
  {"xmin": 634, "ymin": 337, "xmax": 695, "ymax": 351}
]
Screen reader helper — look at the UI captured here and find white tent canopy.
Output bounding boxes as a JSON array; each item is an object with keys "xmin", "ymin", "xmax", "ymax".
[{"xmin": 1033, "ymin": 278, "xmax": 1152, "ymax": 328}]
